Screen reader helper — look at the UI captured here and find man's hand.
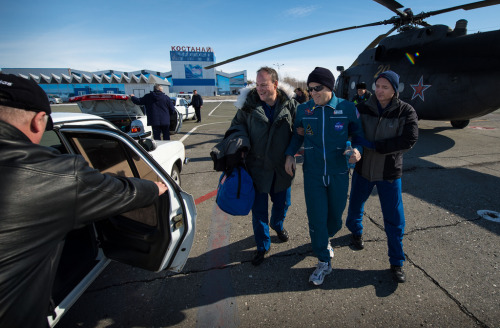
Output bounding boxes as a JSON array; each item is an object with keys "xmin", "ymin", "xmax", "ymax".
[
  {"xmin": 154, "ymin": 181, "xmax": 168, "ymax": 196},
  {"xmin": 285, "ymin": 155, "xmax": 296, "ymax": 177},
  {"xmin": 296, "ymin": 127, "xmax": 305, "ymax": 136},
  {"xmin": 343, "ymin": 148, "xmax": 361, "ymax": 163}
]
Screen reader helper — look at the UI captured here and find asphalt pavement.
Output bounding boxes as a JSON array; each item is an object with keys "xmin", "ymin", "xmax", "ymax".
[{"xmin": 56, "ymin": 102, "xmax": 500, "ymax": 328}]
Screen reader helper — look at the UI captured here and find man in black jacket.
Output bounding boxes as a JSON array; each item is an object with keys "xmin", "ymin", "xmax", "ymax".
[
  {"xmin": 131, "ymin": 84, "xmax": 176, "ymax": 140},
  {"xmin": 0, "ymin": 74, "xmax": 167, "ymax": 328},
  {"xmin": 346, "ymin": 71, "xmax": 418, "ymax": 283},
  {"xmin": 191, "ymin": 89, "xmax": 203, "ymax": 123},
  {"xmin": 351, "ymin": 82, "xmax": 372, "ymax": 105}
]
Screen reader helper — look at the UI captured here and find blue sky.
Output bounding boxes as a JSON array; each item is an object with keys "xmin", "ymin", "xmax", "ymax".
[{"xmin": 1, "ymin": 0, "xmax": 499, "ymax": 81}]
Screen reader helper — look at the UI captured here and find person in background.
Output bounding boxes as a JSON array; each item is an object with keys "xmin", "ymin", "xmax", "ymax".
[
  {"xmin": 346, "ymin": 70, "xmax": 418, "ymax": 283},
  {"xmin": 191, "ymin": 89, "xmax": 204, "ymax": 123},
  {"xmin": 351, "ymin": 82, "xmax": 372, "ymax": 105},
  {"xmin": 131, "ymin": 83, "xmax": 175, "ymax": 140},
  {"xmin": 0, "ymin": 73, "xmax": 167, "ymax": 327},
  {"xmin": 230, "ymin": 66, "xmax": 298, "ymax": 266},
  {"xmin": 285, "ymin": 67, "xmax": 364, "ymax": 286},
  {"xmin": 293, "ymin": 87, "xmax": 309, "ymax": 104}
]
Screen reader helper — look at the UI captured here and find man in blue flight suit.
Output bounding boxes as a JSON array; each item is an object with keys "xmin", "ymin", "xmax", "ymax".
[{"xmin": 285, "ymin": 67, "xmax": 364, "ymax": 285}]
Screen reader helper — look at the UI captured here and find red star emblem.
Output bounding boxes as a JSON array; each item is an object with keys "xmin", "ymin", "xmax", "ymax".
[{"xmin": 410, "ymin": 76, "xmax": 431, "ymax": 101}]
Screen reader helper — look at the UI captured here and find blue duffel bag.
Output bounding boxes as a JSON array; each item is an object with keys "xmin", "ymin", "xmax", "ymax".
[{"xmin": 216, "ymin": 166, "xmax": 255, "ymax": 216}]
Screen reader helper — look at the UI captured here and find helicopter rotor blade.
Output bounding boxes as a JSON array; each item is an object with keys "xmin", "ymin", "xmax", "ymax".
[
  {"xmin": 204, "ymin": 20, "xmax": 393, "ymax": 69},
  {"xmin": 350, "ymin": 26, "xmax": 397, "ymax": 67},
  {"xmin": 417, "ymin": 0, "xmax": 500, "ymax": 20},
  {"xmin": 372, "ymin": 0, "xmax": 405, "ymax": 16},
  {"xmin": 364, "ymin": 26, "xmax": 398, "ymax": 50}
]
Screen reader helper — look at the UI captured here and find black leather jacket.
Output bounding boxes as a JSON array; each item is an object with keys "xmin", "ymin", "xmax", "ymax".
[{"xmin": 0, "ymin": 121, "xmax": 159, "ymax": 327}]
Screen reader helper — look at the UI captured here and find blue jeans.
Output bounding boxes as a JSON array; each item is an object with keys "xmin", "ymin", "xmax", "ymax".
[
  {"xmin": 152, "ymin": 125, "xmax": 170, "ymax": 140},
  {"xmin": 346, "ymin": 171, "xmax": 406, "ymax": 266},
  {"xmin": 252, "ymin": 185, "xmax": 291, "ymax": 252}
]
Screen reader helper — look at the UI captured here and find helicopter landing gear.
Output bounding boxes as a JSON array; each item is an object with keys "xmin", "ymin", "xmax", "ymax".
[{"xmin": 451, "ymin": 120, "xmax": 470, "ymax": 129}]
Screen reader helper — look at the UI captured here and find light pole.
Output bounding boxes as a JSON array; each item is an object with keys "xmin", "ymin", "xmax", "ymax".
[{"xmin": 273, "ymin": 63, "xmax": 284, "ymax": 80}]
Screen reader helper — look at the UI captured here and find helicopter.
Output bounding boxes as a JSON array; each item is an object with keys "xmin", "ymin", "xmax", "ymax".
[{"xmin": 205, "ymin": 0, "xmax": 500, "ymax": 128}]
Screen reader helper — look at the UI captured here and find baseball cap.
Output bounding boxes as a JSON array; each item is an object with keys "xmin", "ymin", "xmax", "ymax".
[{"xmin": 0, "ymin": 73, "xmax": 53, "ymax": 130}]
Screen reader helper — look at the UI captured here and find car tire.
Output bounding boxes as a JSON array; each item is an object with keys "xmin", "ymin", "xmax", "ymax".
[{"xmin": 171, "ymin": 164, "xmax": 181, "ymax": 186}]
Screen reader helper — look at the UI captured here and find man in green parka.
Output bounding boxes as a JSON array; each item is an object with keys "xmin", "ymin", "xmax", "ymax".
[{"xmin": 230, "ymin": 67, "xmax": 298, "ymax": 266}]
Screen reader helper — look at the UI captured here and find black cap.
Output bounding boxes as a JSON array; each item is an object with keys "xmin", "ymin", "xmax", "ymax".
[
  {"xmin": 356, "ymin": 82, "xmax": 367, "ymax": 90},
  {"xmin": 0, "ymin": 73, "xmax": 53, "ymax": 130},
  {"xmin": 307, "ymin": 67, "xmax": 335, "ymax": 91}
]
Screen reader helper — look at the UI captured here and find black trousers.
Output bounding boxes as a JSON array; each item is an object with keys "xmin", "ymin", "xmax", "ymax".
[
  {"xmin": 152, "ymin": 125, "xmax": 170, "ymax": 140},
  {"xmin": 194, "ymin": 106, "xmax": 201, "ymax": 122}
]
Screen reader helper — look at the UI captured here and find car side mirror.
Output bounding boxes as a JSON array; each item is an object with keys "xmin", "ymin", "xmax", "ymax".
[{"xmin": 138, "ymin": 138, "xmax": 157, "ymax": 151}]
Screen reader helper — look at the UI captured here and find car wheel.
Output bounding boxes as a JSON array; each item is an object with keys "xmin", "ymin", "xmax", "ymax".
[{"xmin": 171, "ymin": 164, "xmax": 181, "ymax": 186}]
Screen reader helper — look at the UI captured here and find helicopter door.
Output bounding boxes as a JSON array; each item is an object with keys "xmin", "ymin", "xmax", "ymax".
[{"xmin": 335, "ymin": 72, "xmax": 351, "ymax": 100}]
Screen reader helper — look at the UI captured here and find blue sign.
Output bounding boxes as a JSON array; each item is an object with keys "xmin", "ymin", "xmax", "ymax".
[
  {"xmin": 170, "ymin": 51, "xmax": 214, "ymax": 62},
  {"xmin": 185, "ymin": 65, "xmax": 203, "ymax": 79}
]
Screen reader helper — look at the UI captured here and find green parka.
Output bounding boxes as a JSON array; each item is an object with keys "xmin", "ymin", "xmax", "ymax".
[{"xmin": 230, "ymin": 84, "xmax": 298, "ymax": 193}]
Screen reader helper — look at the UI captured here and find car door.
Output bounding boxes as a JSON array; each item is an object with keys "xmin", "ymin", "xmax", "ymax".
[
  {"xmin": 56, "ymin": 125, "xmax": 196, "ymax": 272},
  {"xmin": 170, "ymin": 101, "xmax": 183, "ymax": 134}
]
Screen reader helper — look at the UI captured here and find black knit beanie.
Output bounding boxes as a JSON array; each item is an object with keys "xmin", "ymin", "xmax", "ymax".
[{"xmin": 307, "ymin": 67, "xmax": 335, "ymax": 91}]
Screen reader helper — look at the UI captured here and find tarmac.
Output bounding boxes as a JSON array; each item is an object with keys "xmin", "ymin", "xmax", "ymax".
[{"xmin": 55, "ymin": 102, "xmax": 500, "ymax": 328}]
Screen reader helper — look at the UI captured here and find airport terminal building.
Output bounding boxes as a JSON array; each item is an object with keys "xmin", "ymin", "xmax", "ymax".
[{"xmin": 1, "ymin": 46, "xmax": 246, "ymax": 100}]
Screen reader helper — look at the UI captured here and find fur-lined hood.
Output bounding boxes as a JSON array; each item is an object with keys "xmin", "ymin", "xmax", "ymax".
[{"xmin": 234, "ymin": 82, "xmax": 296, "ymax": 110}]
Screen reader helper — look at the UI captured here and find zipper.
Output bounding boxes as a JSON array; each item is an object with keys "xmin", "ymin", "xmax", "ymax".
[{"xmin": 321, "ymin": 106, "xmax": 327, "ymax": 177}]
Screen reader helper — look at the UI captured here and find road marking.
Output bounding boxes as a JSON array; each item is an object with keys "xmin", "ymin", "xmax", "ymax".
[
  {"xmin": 208, "ymin": 102, "xmax": 223, "ymax": 116},
  {"xmin": 179, "ymin": 121, "xmax": 228, "ymax": 143},
  {"xmin": 196, "ymin": 204, "xmax": 239, "ymax": 328},
  {"xmin": 195, "ymin": 189, "xmax": 218, "ymax": 205}
]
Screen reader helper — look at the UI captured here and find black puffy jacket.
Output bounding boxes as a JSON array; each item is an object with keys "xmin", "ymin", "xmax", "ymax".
[
  {"xmin": 0, "ymin": 121, "xmax": 159, "ymax": 328},
  {"xmin": 355, "ymin": 95, "xmax": 418, "ymax": 181}
]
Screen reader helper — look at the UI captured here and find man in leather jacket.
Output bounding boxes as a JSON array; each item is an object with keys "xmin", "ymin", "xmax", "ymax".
[{"xmin": 0, "ymin": 74, "xmax": 168, "ymax": 328}]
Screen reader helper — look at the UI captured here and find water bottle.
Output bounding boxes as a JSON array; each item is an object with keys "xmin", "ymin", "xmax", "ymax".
[{"xmin": 345, "ymin": 141, "xmax": 355, "ymax": 169}]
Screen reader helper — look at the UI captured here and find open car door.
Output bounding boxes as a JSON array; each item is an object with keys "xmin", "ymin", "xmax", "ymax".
[{"xmin": 57, "ymin": 125, "xmax": 196, "ymax": 272}]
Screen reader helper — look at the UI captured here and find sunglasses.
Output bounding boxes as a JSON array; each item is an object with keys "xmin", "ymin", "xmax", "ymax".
[{"xmin": 307, "ymin": 85, "xmax": 325, "ymax": 93}]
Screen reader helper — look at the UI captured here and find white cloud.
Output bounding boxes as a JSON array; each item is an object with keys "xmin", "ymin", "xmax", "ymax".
[{"xmin": 285, "ymin": 6, "xmax": 318, "ymax": 18}]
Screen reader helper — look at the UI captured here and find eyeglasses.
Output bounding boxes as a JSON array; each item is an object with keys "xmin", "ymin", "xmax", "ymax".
[{"xmin": 307, "ymin": 85, "xmax": 325, "ymax": 93}]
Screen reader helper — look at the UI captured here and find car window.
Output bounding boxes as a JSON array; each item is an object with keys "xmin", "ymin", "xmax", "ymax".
[
  {"xmin": 40, "ymin": 130, "xmax": 68, "ymax": 154},
  {"xmin": 180, "ymin": 99, "xmax": 187, "ymax": 106},
  {"xmin": 65, "ymin": 133, "xmax": 162, "ymax": 226}
]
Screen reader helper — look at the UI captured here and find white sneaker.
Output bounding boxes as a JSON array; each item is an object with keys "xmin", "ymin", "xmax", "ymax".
[
  {"xmin": 309, "ymin": 261, "xmax": 332, "ymax": 286},
  {"xmin": 327, "ymin": 244, "xmax": 334, "ymax": 258}
]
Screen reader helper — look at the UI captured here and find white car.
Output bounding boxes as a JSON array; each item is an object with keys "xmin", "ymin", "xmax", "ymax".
[
  {"xmin": 48, "ymin": 94, "xmax": 63, "ymax": 104},
  {"xmin": 176, "ymin": 93, "xmax": 193, "ymax": 103},
  {"xmin": 69, "ymin": 94, "xmax": 183, "ymax": 135},
  {"xmin": 171, "ymin": 96, "xmax": 196, "ymax": 121},
  {"xmin": 40, "ymin": 112, "xmax": 196, "ymax": 327}
]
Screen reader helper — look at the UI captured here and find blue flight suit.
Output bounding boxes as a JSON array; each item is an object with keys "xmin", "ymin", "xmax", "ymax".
[{"xmin": 286, "ymin": 95, "xmax": 364, "ymax": 264}]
